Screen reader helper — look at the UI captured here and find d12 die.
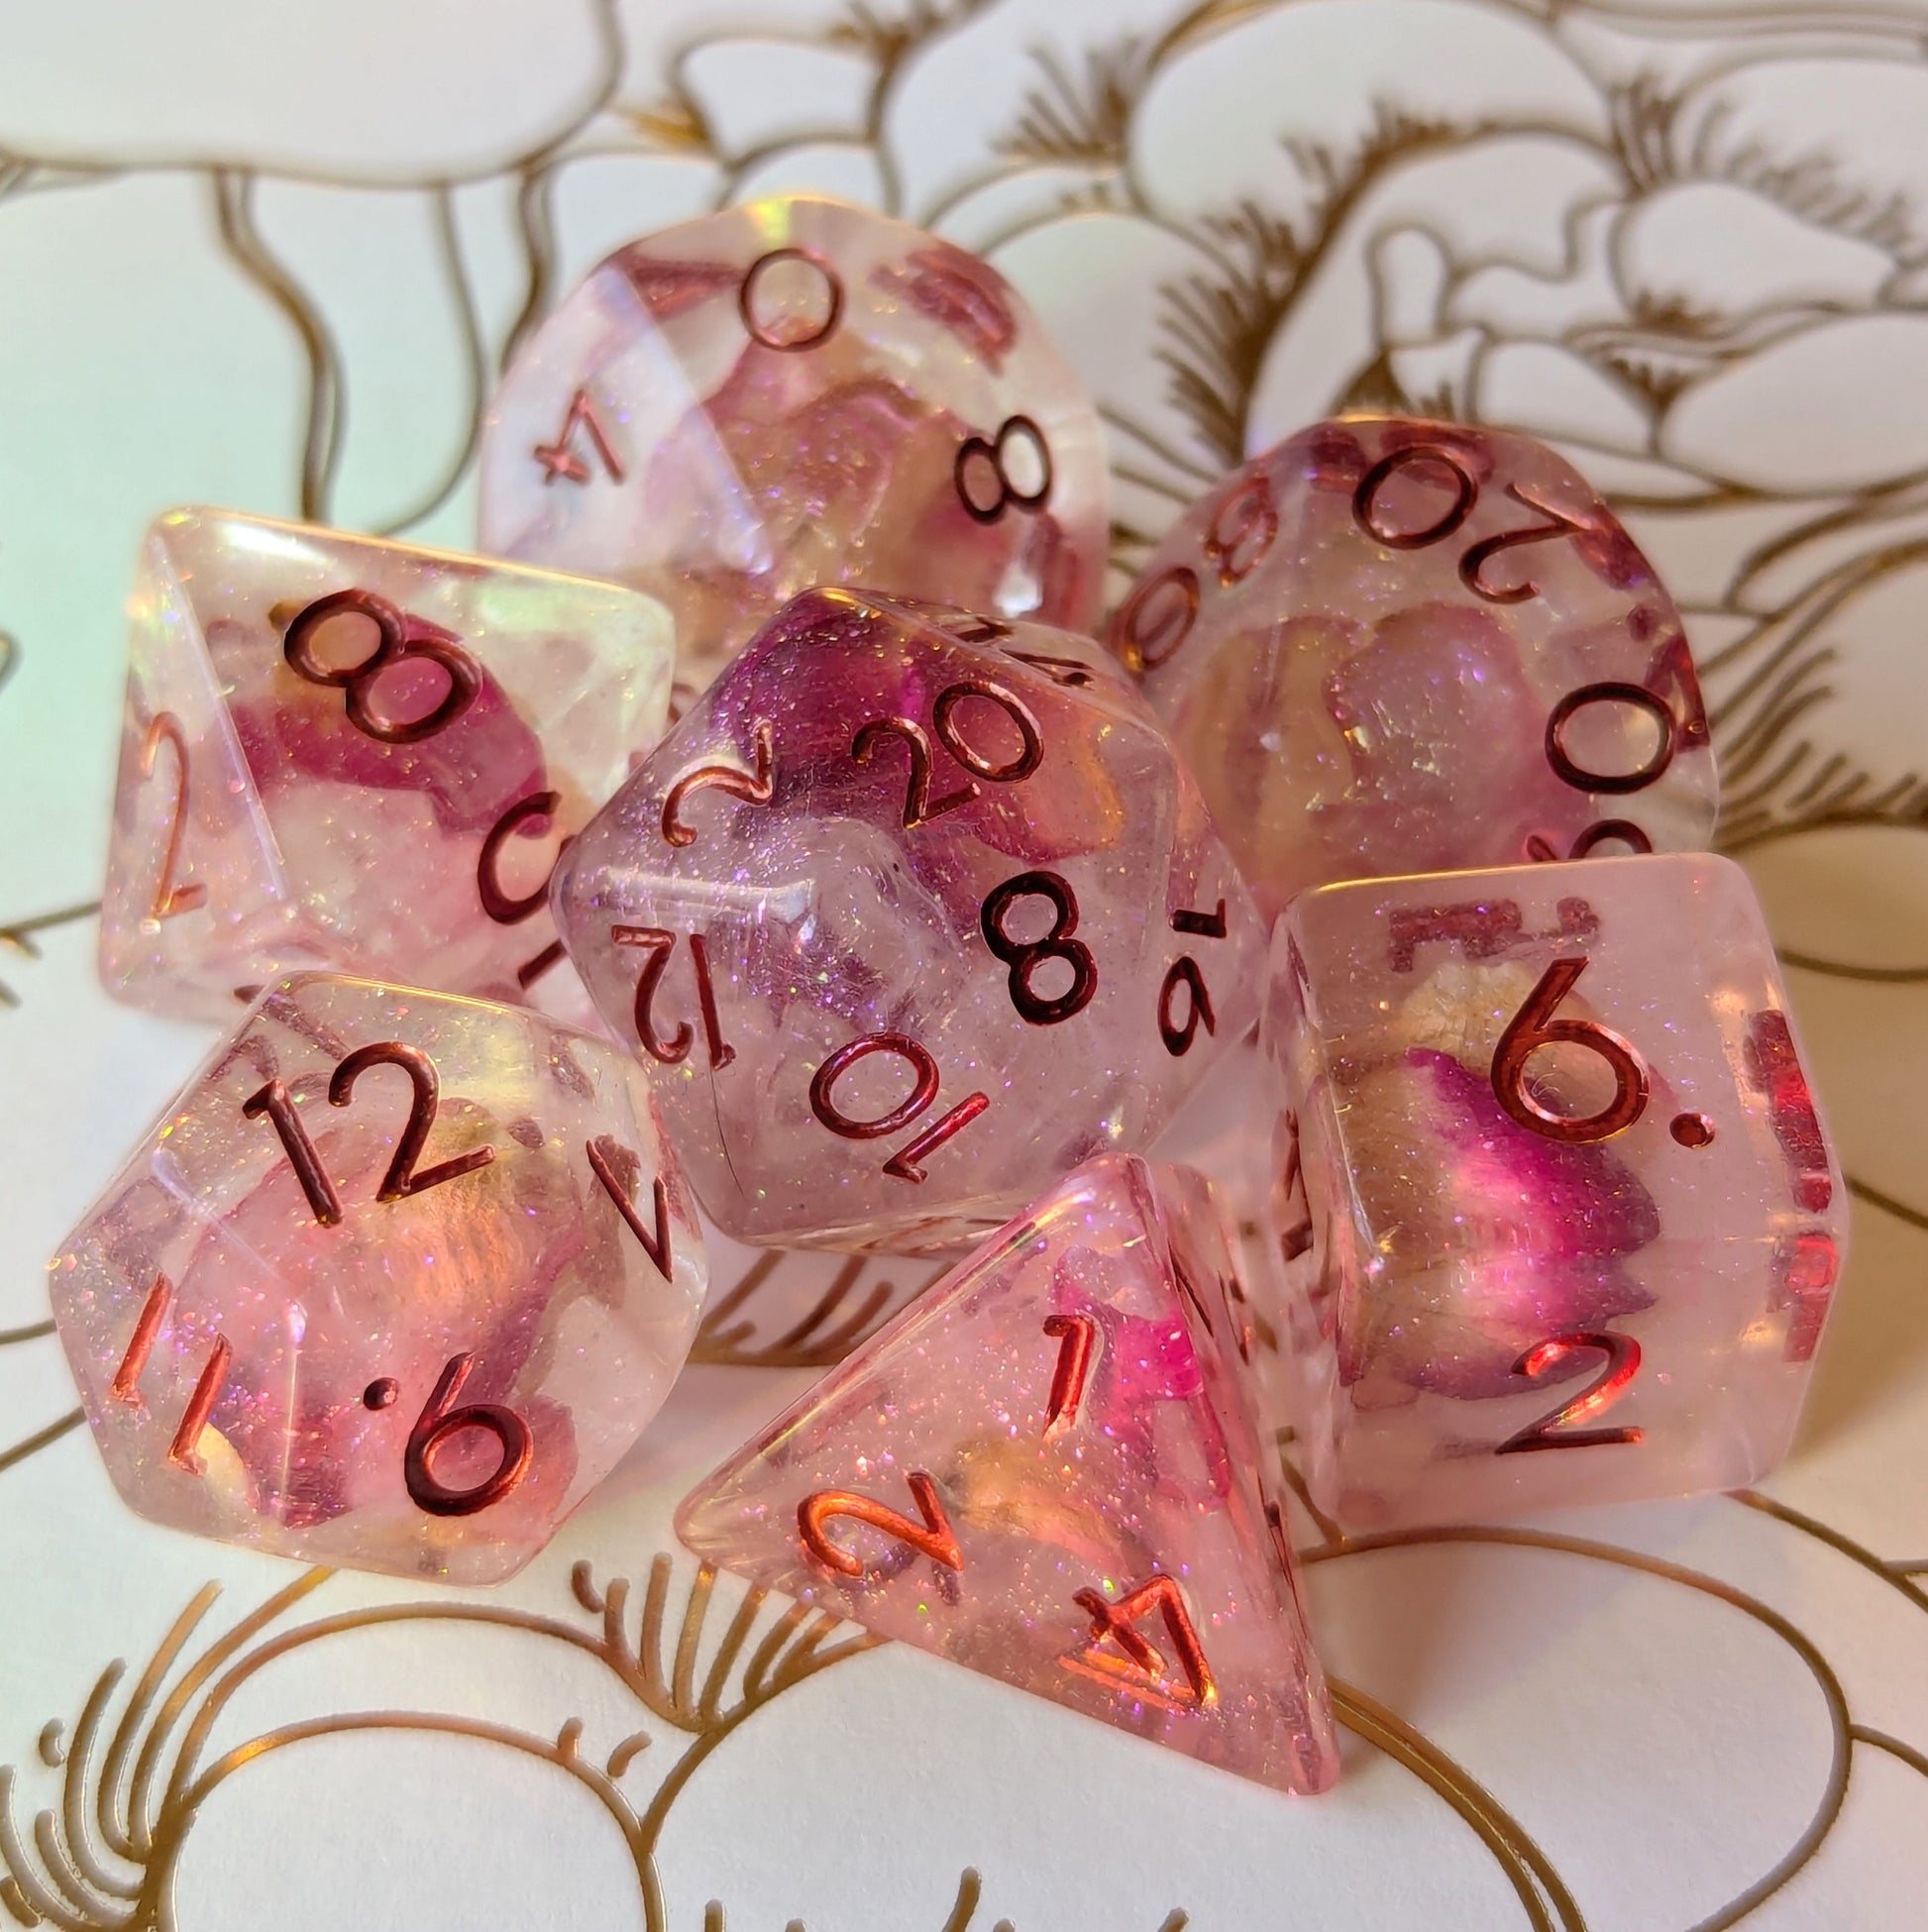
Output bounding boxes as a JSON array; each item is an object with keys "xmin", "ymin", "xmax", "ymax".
[
  {"xmin": 551, "ymin": 589, "xmax": 1264, "ymax": 1252},
  {"xmin": 478, "ymin": 195, "xmax": 1109, "ymax": 697},
  {"xmin": 49, "ymin": 976, "xmax": 705, "ymax": 1581},
  {"xmin": 1110, "ymin": 417, "xmax": 1718, "ymax": 917},
  {"xmin": 1261, "ymin": 852, "xmax": 1846, "ymax": 1529},
  {"xmin": 677, "ymin": 1153, "xmax": 1339, "ymax": 1796},
  {"xmin": 98, "ymin": 508, "xmax": 676, "ymax": 1022}
]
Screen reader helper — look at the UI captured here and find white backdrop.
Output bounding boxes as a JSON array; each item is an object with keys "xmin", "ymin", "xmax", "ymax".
[{"xmin": 4, "ymin": 3, "xmax": 1928, "ymax": 1926}]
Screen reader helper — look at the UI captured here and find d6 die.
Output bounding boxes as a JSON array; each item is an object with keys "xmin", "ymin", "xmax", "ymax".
[
  {"xmin": 49, "ymin": 976, "xmax": 705, "ymax": 1581},
  {"xmin": 678, "ymin": 1153, "xmax": 1339, "ymax": 1796},
  {"xmin": 552, "ymin": 590, "xmax": 1263, "ymax": 1252},
  {"xmin": 1261, "ymin": 852, "xmax": 1845, "ymax": 1529},
  {"xmin": 99, "ymin": 508, "xmax": 675, "ymax": 1022},
  {"xmin": 479, "ymin": 195, "xmax": 1109, "ymax": 696},
  {"xmin": 1110, "ymin": 417, "xmax": 1718, "ymax": 917}
]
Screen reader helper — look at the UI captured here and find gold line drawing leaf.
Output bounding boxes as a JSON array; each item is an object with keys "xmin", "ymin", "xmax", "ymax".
[{"xmin": 0, "ymin": 1555, "xmax": 885, "ymax": 1932}]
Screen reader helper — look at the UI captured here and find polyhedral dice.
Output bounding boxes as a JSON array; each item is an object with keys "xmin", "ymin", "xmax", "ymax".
[
  {"xmin": 551, "ymin": 588, "xmax": 1265, "ymax": 1252},
  {"xmin": 1260, "ymin": 852, "xmax": 1846, "ymax": 1529},
  {"xmin": 1110, "ymin": 417, "xmax": 1719, "ymax": 918},
  {"xmin": 478, "ymin": 195, "xmax": 1109, "ymax": 697},
  {"xmin": 98, "ymin": 508, "xmax": 676, "ymax": 1022},
  {"xmin": 48, "ymin": 975, "xmax": 705, "ymax": 1581},
  {"xmin": 677, "ymin": 1152, "xmax": 1339, "ymax": 1796}
]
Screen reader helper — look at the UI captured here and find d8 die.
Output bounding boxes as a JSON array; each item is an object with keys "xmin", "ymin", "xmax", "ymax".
[
  {"xmin": 478, "ymin": 195, "xmax": 1109, "ymax": 696},
  {"xmin": 552, "ymin": 589, "xmax": 1263, "ymax": 1253},
  {"xmin": 678, "ymin": 1153, "xmax": 1339, "ymax": 1796},
  {"xmin": 1261, "ymin": 852, "xmax": 1846, "ymax": 1529},
  {"xmin": 98, "ymin": 508, "xmax": 676, "ymax": 1022},
  {"xmin": 1110, "ymin": 417, "xmax": 1718, "ymax": 917},
  {"xmin": 49, "ymin": 976, "xmax": 705, "ymax": 1581}
]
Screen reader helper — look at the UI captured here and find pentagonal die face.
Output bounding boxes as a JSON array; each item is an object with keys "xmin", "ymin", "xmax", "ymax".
[
  {"xmin": 98, "ymin": 508, "xmax": 676, "ymax": 1022},
  {"xmin": 478, "ymin": 195, "xmax": 1109, "ymax": 697},
  {"xmin": 1111, "ymin": 418, "xmax": 1719, "ymax": 918},
  {"xmin": 49, "ymin": 977, "xmax": 705, "ymax": 1582},
  {"xmin": 552, "ymin": 590, "xmax": 1264, "ymax": 1253},
  {"xmin": 1261, "ymin": 853, "xmax": 1846, "ymax": 1530}
]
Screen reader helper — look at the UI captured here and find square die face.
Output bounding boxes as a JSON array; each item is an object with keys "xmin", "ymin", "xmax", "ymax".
[
  {"xmin": 48, "ymin": 976, "xmax": 705, "ymax": 1582},
  {"xmin": 1267, "ymin": 853, "xmax": 1846, "ymax": 1528},
  {"xmin": 98, "ymin": 509, "xmax": 676, "ymax": 1021},
  {"xmin": 554, "ymin": 590, "xmax": 1263, "ymax": 1251}
]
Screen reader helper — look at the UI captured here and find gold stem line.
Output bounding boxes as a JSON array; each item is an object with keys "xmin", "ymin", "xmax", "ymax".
[{"xmin": 0, "ymin": 1411, "xmax": 82, "ymax": 1479}]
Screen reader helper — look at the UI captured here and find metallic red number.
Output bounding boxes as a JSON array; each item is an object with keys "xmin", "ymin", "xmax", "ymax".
[
  {"xmin": 1545, "ymin": 682, "xmax": 1677, "ymax": 796},
  {"xmin": 1352, "ymin": 444, "xmax": 1479, "ymax": 549},
  {"xmin": 1114, "ymin": 565, "xmax": 1200, "ymax": 675},
  {"xmin": 478, "ymin": 791, "xmax": 566, "ymax": 924},
  {"xmin": 980, "ymin": 870, "xmax": 1097, "ymax": 1025},
  {"xmin": 533, "ymin": 387, "xmax": 625, "ymax": 485},
  {"xmin": 1069, "ymin": 1574, "xmax": 1218, "ymax": 1708},
  {"xmin": 799, "ymin": 1470, "xmax": 962, "ymax": 1577},
  {"xmin": 854, "ymin": 680, "xmax": 1041, "ymax": 829},
  {"xmin": 614, "ymin": 926, "xmax": 732, "ymax": 1068},
  {"xmin": 739, "ymin": 248, "xmax": 843, "ymax": 352},
  {"xmin": 1495, "ymin": 1332, "xmax": 1644, "ymax": 1454},
  {"xmin": 137, "ymin": 713, "xmax": 207, "ymax": 922},
  {"xmin": 403, "ymin": 1352, "xmax": 534, "ymax": 1515},
  {"xmin": 585, "ymin": 1133, "xmax": 675, "ymax": 1282},
  {"xmin": 1202, "ymin": 474, "xmax": 1276, "ymax": 585},
  {"xmin": 808, "ymin": 1032, "xmax": 988, "ymax": 1184},
  {"xmin": 661, "ymin": 720, "xmax": 777, "ymax": 847},
  {"xmin": 1491, "ymin": 956, "xmax": 1649, "ymax": 1143},
  {"xmin": 1526, "ymin": 820, "xmax": 1655, "ymax": 864},
  {"xmin": 1041, "ymin": 1313, "xmax": 1098, "ymax": 1439},
  {"xmin": 283, "ymin": 589, "xmax": 482, "ymax": 745},
  {"xmin": 1002, "ymin": 645, "xmax": 1092, "ymax": 688},
  {"xmin": 329, "ymin": 1042, "xmax": 497, "ymax": 1203},
  {"xmin": 1157, "ymin": 957, "xmax": 1214, "ymax": 1055},
  {"xmin": 954, "ymin": 415, "xmax": 1051, "ymax": 523},
  {"xmin": 242, "ymin": 1078, "xmax": 346, "ymax": 1226},
  {"xmin": 1458, "ymin": 483, "xmax": 1589, "ymax": 603},
  {"xmin": 166, "ymin": 1339, "xmax": 233, "ymax": 1476}
]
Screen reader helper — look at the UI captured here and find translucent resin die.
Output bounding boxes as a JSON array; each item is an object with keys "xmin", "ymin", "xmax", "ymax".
[
  {"xmin": 1261, "ymin": 853, "xmax": 1846, "ymax": 1529},
  {"xmin": 478, "ymin": 196, "xmax": 1109, "ymax": 697},
  {"xmin": 49, "ymin": 976, "xmax": 706, "ymax": 1581},
  {"xmin": 1110, "ymin": 418, "xmax": 1719, "ymax": 918},
  {"xmin": 98, "ymin": 508, "xmax": 676, "ymax": 1022},
  {"xmin": 677, "ymin": 1153, "xmax": 1339, "ymax": 1796},
  {"xmin": 551, "ymin": 589, "xmax": 1264, "ymax": 1253}
]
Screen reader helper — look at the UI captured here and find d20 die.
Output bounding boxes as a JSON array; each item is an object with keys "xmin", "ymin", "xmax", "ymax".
[
  {"xmin": 551, "ymin": 589, "xmax": 1264, "ymax": 1252},
  {"xmin": 478, "ymin": 195, "xmax": 1109, "ymax": 697},
  {"xmin": 677, "ymin": 1153, "xmax": 1339, "ymax": 1796},
  {"xmin": 1261, "ymin": 852, "xmax": 1846, "ymax": 1530},
  {"xmin": 98, "ymin": 508, "xmax": 676, "ymax": 1022},
  {"xmin": 49, "ymin": 975, "xmax": 705, "ymax": 1582},
  {"xmin": 1110, "ymin": 417, "xmax": 1718, "ymax": 918}
]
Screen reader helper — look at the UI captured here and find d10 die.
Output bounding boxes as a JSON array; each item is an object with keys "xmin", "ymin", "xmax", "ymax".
[
  {"xmin": 678, "ymin": 1153, "xmax": 1339, "ymax": 1796},
  {"xmin": 478, "ymin": 195, "xmax": 1109, "ymax": 697},
  {"xmin": 99, "ymin": 508, "xmax": 676, "ymax": 1022},
  {"xmin": 1261, "ymin": 852, "xmax": 1845, "ymax": 1529},
  {"xmin": 49, "ymin": 976, "xmax": 705, "ymax": 1581},
  {"xmin": 551, "ymin": 589, "xmax": 1264, "ymax": 1252},
  {"xmin": 1110, "ymin": 417, "xmax": 1718, "ymax": 917}
]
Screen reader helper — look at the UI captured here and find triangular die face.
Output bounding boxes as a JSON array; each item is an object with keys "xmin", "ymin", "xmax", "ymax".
[{"xmin": 677, "ymin": 1153, "xmax": 1339, "ymax": 1794}]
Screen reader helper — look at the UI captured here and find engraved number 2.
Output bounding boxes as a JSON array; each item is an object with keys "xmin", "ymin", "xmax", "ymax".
[{"xmin": 1495, "ymin": 1332, "xmax": 1644, "ymax": 1454}]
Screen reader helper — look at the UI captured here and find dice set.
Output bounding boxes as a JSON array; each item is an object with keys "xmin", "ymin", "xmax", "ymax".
[{"xmin": 46, "ymin": 191, "xmax": 1847, "ymax": 1795}]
